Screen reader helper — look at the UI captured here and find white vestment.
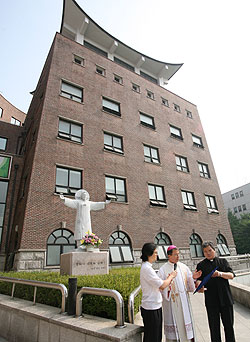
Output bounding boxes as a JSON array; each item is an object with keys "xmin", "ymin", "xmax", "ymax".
[
  {"xmin": 64, "ymin": 196, "xmax": 105, "ymax": 240},
  {"xmin": 158, "ymin": 261, "xmax": 196, "ymax": 342}
]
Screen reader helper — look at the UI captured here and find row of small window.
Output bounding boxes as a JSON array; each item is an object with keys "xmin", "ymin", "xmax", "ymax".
[
  {"xmin": 73, "ymin": 53, "xmax": 192, "ymax": 118},
  {"xmin": 231, "ymin": 190, "xmax": 244, "ymax": 200},
  {"xmin": 46, "ymin": 228, "xmax": 230, "ymax": 266},
  {"xmin": 55, "ymin": 166, "xmax": 218, "ymax": 212},
  {"xmin": 234, "ymin": 204, "xmax": 247, "ymax": 213}
]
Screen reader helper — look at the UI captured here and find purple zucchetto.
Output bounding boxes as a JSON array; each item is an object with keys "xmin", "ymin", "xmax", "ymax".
[{"xmin": 167, "ymin": 245, "xmax": 177, "ymax": 252}]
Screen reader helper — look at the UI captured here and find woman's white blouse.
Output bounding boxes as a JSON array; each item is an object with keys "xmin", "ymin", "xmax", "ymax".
[{"xmin": 140, "ymin": 261, "xmax": 164, "ymax": 310}]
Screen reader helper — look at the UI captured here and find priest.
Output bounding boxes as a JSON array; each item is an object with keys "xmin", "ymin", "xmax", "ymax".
[{"xmin": 158, "ymin": 245, "xmax": 201, "ymax": 342}]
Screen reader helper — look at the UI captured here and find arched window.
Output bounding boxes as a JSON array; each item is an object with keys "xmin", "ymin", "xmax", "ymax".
[
  {"xmin": 47, "ymin": 229, "xmax": 76, "ymax": 266},
  {"xmin": 216, "ymin": 234, "xmax": 230, "ymax": 256},
  {"xmin": 109, "ymin": 231, "xmax": 133, "ymax": 263},
  {"xmin": 189, "ymin": 233, "xmax": 203, "ymax": 258},
  {"xmin": 154, "ymin": 232, "xmax": 172, "ymax": 260}
]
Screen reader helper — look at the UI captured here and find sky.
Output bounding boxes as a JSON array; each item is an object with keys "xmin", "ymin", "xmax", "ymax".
[{"xmin": 0, "ymin": 0, "xmax": 250, "ymax": 194}]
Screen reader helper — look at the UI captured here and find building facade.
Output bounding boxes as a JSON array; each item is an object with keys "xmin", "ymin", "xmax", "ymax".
[
  {"xmin": 222, "ymin": 183, "xmax": 250, "ymax": 218},
  {"xmin": 0, "ymin": 0, "xmax": 236, "ymax": 272}
]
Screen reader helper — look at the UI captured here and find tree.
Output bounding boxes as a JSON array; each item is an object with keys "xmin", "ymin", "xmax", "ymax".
[{"xmin": 228, "ymin": 210, "xmax": 250, "ymax": 254}]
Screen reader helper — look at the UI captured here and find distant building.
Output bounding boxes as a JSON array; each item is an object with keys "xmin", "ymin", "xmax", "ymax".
[
  {"xmin": 222, "ymin": 183, "xmax": 250, "ymax": 218},
  {"xmin": 0, "ymin": 94, "xmax": 26, "ymax": 126},
  {"xmin": 0, "ymin": 0, "xmax": 236, "ymax": 272}
]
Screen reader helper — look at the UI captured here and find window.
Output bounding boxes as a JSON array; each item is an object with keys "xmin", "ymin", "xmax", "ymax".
[
  {"xmin": 234, "ymin": 207, "xmax": 237, "ymax": 213},
  {"xmin": 61, "ymin": 81, "xmax": 83, "ymax": 103},
  {"xmin": 205, "ymin": 195, "xmax": 219, "ymax": 213},
  {"xmin": 132, "ymin": 83, "xmax": 140, "ymax": 92},
  {"xmin": 173, "ymin": 104, "xmax": 181, "ymax": 112},
  {"xmin": 146, "ymin": 90, "xmax": 154, "ymax": 100},
  {"xmin": 58, "ymin": 119, "xmax": 82, "ymax": 143},
  {"xmin": 140, "ymin": 71, "xmax": 158, "ymax": 84},
  {"xmin": 154, "ymin": 232, "xmax": 171, "ymax": 260},
  {"xmin": 84, "ymin": 41, "xmax": 108, "ymax": 57},
  {"xmin": 96, "ymin": 65, "xmax": 106, "ymax": 76},
  {"xmin": 175, "ymin": 155, "xmax": 189, "ymax": 172},
  {"xmin": 102, "ymin": 97, "xmax": 121, "ymax": 116},
  {"xmin": 181, "ymin": 190, "xmax": 197, "ymax": 211},
  {"xmin": 238, "ymin": 205, "xmax": 242, "ymax": 212},
  {"xmin": 235, "ymin": 192, "xmax": 239, "ymax": 199},
  {"xmin": 148, "ymin": 184, "xmax": 167, "ymax": 207},
  {"xmin": 186, "ymin": 110, "xmax": 192, "ymax": 118},
  {"xmin": 0, "ymin": 155, "xmax": 11, "ymax": 179},
  {"xmin": 0, "ymin": 137, "xmax": 7, "ymax": 151},
  {"xmin": 170, "ymin": 125, "xmax": 183, "ymax": 140},
  {"xmin": 55, "ymin": 167, "xmax": 81, "ymax": 195},
  {"xmin": 113, "ymin": 74, "xmax": 123, "ymax": 84},
  {"xmin": 161, "ymin": 98, "xmax": 169, "ymax": 107},
  {"xmin": 0, "ymin": 181, "xmax": 8, "ymax": 243},
  {"xmin": 240, "ymin": 190, "xmax": 244, "ymax": 197},
  {"xmin": 189, "ymin": 233, "xmax": 203, "ymax": 258},
  {"xmin": 144, "ymin": 145, "xmax": 160, "ymax": 164},
  {"xmin": 216, "ymin": 234, "xmax": 230, "ymax": 256},
  {"xmin": 140, "ymin": 112, "xmax": 155, "ymax": 129},
  {"xmin": 11, "ymin": 117, "xmax": 21, "ymax": 126},
  {"xmin": 114, "ymin": 57, "xmax": 135, "ymax": 72},
  {"xmin": 73, "ymin": 55, "xmax": 84, "ymax": 66},
  {"xmin": 105, "ymin": 176, "xmax": 127, "ymax": 202},
  {"xmin": 198, "ymin": 162, "xmax": 210, "ymax": 178},
  {"xmin": 192, "ymin": 134, "xmax": 204, "ymax": 148},
  {"xmin": 0, "ymin": 107, "xmax": 3, "ymax": 118},
  {"xmin": 104, "ymin": 132, "xmax": 123, "ymax": 154},
  {"xmin": 231, "ymin": 194, "xmax": 235, "ymax": 200},
  {"xmin": 109, "ymin": 231, "xmax": 133, "ymax": 263},
  {"xmin": 47, "ymin": 229, "xmax": 76, "ymax": 266}
]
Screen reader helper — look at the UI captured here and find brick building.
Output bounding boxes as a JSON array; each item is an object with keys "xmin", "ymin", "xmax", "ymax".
[{"xmin": 0, "ymin": 0, "xmax": 235, "ymax": 272}]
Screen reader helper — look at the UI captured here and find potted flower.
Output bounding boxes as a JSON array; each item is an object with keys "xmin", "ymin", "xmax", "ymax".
[{"xmin": 80, "ymin": 231, "xmax": 103, "ymax": 252}]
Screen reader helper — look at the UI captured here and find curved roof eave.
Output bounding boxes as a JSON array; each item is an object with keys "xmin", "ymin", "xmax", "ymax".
[{"xmin": 60, "ymin": 0, "xmax": 183, "ymax": 81}]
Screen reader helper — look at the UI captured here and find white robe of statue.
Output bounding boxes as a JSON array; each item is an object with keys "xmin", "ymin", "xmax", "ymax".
[
  {"xmin": 60, "ymin": 189, "xmax": 109, "ymax": 241},
  {"xmin": 158, "ymin": 261, "xmax": 196, "ymax": 342}
]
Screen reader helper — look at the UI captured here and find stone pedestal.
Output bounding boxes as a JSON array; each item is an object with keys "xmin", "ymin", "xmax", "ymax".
[{"xmin": 60, "ymin": 251, "xmax": 109, "ymax": 276}]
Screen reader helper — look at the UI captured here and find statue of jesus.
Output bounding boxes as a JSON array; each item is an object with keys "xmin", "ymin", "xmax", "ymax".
[{"xmin": 60, "ymin": 189, "xmax": 110, "ymax": 244}]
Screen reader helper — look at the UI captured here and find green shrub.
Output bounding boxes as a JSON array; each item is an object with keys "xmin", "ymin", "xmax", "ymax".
[{"xmin": 0, "ymin": 268, "xmax": 141, "ymax": 321}]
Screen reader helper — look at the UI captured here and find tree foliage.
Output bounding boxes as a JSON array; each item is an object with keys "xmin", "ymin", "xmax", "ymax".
[{"xmin": 228, "ymin": 210, "xmax": 250, "ymax": 254}]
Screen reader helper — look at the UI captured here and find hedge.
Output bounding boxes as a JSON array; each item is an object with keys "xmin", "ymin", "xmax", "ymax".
[{"xmin": 0, "ymin": 268, "xmax": 142, "ymax": 321}]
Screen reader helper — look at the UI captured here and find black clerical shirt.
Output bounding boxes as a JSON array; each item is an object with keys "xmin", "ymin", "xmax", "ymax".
[{"xmin": 196, "ymin": 257, "xmax": 235, "ymax": 307}]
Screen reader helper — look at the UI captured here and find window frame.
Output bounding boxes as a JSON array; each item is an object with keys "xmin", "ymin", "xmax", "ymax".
[
  {"xmin": 113, "ymin": 74, "xmax": 123, "ymax": 84},
  {"xmin": 186, "ymin": 110, "xmax": 192, "ymax": 118},
  {"xmin": 58, "ymin": 118, "xmax": 83, "ymax": 143},
  {"xmin": 173, "ymin": 104, "xmax": 181, "ymax": 112},
  {"xmin": 181, "ymin": 190, "xmax": 197, "ymax": 211},
  {"xmin": 132, "ymin": 83, "xmax": 140, "ymax": 93},
  {"xmin": 161, "ymin": 98, "xmax": 169, "ymax": 107},
  {"xmin": 140, "ymin": 112, "xmax": 155, "ymax": 129},
  {"xmin": 0, "ymin": 180, "xmax": 8, "ymax": 244},
  {"xmin": 146, "ymin": 90, "xmax": 154, "ymax": 100},
  {"xmin": 109, "ymin": 231, "xmax": 133, "ymax": 263},
  {"xmin": 175, "ymin": 155, "xmax": 189, "ymax": 172},
  {"xmin": 143, "ymin": 144, "xmax": 160, "ymax": 164},
  {"xmin": 198, "ymin": 162, "xmax": 210, "ymax": 178},
  {"xmin": 216, "ymin": 234, "xmax": 230, "ymax": 256},
  {"xmin": 0, "ymin": 137, "xmax": 7, "ymax": 151},
  {"xmin": 96, "ymin": 65, "xmax": 106, "ymax": 76},
  {"xmin": 55, "ymin": 166, "xmax": 82, "ymax": 196},
  {"xmin": 189, "ymin": 233, "xmax": 203, "ymax": 258},
  {"xmin": 170, "ymin": 124, "xmax": 183, "ymax": 140},
  {"xmin": 205, "ymin": 195, "xmax": 219, "ymax": 213},
  {"xmin": 11, "ymin": 117, "xmax": 21, "ymax": 126},
  {"xmin": 154, "ymin": 232, "xmax": 172, "ymax": 260},
  {"xmin": 192, "ymin": 134, "xmax": 204, "ymax": 148},
  {"xmin": 73, "ymin": 54, "xmax": 84, "ymax": 66},
  {"xmin": 105, "ymin": 175, "xmax": 127, "ymax": 203},
  {"xmin": 148, "ymin": 183, "xmax": 167, "ymax": 207},
  {"xmin": 0, "ymin": 107, "xmax": 3, "ymax": 118},
  {"xmin": 60, "ymin": 80, "xmax": 83, "ymax": 103},
  {"xmin": 102, "ymin": 97, "xmax": 121, "ymax": 116},
  {"xmin": 104, "ymin": 132, "xmax": 123, "ymax": 154}
]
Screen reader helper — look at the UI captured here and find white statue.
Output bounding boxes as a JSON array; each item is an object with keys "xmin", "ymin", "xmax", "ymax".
[{"xmin": 60, "ymin": 189, "xmax": 110, "ymax": 243}]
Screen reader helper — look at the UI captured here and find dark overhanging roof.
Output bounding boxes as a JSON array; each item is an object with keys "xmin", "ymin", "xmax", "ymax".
[{"xmin": 60, "ymin": 0, "xmax": 183, "ymax": 85}]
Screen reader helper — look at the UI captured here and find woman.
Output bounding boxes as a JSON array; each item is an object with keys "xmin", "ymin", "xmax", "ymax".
[{"xmin": 140, "ymin": 243, "xmax": 177, "ymax": 342}]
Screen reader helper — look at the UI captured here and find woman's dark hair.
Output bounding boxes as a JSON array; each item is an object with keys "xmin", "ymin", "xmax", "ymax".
[
  {"xmin": 141, "ymin": 243, "xmax": 157, "ymax": 262},
  {"xmin": 202, "ymin": 241, "xmax": 215, "ymax": 251}
]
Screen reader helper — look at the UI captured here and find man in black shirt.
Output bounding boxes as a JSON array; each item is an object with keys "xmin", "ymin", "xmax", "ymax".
[{"xmin": 196, "ymin": 241, "xmax": 236, "ymax": 342}]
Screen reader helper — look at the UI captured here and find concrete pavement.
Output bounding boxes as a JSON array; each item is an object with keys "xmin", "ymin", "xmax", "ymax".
[{"xmin": 135, "ymin": 292, "xmax": 250, "ymax": 341}]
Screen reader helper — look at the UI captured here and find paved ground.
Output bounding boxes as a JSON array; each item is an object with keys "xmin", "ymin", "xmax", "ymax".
[{"xmin": 135, "ymin": 292, "xmax": 250, "ymax": 341}]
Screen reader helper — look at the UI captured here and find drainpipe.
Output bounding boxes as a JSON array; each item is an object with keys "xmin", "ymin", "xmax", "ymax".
[{"xmin": 4, "ymin": 164, "xmax": 19, "ymax": 271}]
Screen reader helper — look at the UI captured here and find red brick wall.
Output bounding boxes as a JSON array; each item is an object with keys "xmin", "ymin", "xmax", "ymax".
[{"xmin": 0, "ymin": 94, "xmax": 26, "ymax": 125}]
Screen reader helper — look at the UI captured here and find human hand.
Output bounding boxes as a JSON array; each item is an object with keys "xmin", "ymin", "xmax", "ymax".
[
  {"xmin": 169, "ymin": 270, "xmax": 177, "ymax": 279},
  {"xmin": 193, "ymin": 269, "xmax": 202, "ymax": 279},
  {"xmin": 212, "ymin": 271, "xmax": 221, "ymax": 278}
]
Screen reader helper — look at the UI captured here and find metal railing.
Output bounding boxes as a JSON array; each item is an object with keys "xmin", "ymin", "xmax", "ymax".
[
  {"xmin": 0, "ymin": 276, "xmax": 68, "ymax": 313},
  {"xmin": 128, "ymin": 285, "xmax": 141, "ymax": 324},
  {"xmin": 76, "ymin": 287, "xmax": 126, "ymax": 328}
]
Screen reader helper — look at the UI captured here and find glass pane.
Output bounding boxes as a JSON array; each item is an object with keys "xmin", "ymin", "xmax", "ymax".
[
  {"xmin": 217, "ymin": 244, "xmax": 225, "ymax": 256},
  {"xmin": 0, "ymin": 203, "xmax": 5, "ymax": 226},
  {"xmin": 151, "ymin": 148, "xmax": 158, "ymax": 159},
  {"xmin": 0, "ymin": 227, "xmax": 2, "ymax": 243},
  {"xmin": 0, "ymin": 181, "xmax": 8, "ymax": 202},
  {"xmin": 175, "ymin": 156, "xmax": 180, "ymax": 165},
  {"xmin": 59, "ymin": 120, "xmax": 70, "ymax": 134},
  {"xmin": 69, "ymin": 170, "xmax": 81, "ymax": 188},
  {"xmin": 104, "ymin": 134, "xmax": 112, "ymax": 146},
  {"xmin": 63, "ymin": 230, "xmax": 71, "ymax": 238},
  {"xmin": 109, "ymin": 246, "xmax": 122, "ymax": 262},
  {"xmin": 69, "ymin": 235, "xmax": 75, "ymax": 243},
  {"xmin": 144, "ymin": 146, "xmax": 150, "ymax": 157},
  {"xmin": 114, "ymin": 238, "xmax": 124, "ymax": 245},
  {"xmin": 105, "ymin": 177, "xmax": 115, "ymax": 193},
  {"xmin": 187, "ymin": 192, "xmax": 194, "ymax": 205},
  {"xmin": 140, "ymin": 114, "xmax": 153, "ymax": 125},
  {"xmin": 47, "ymin": 245, "xmax": 61, "ymax": 265},
  {"xmin": 53, "ymin": 229, "xmax": 62, "ymax": 237},
  {"xmin": 63, "ymin": 245, "xmax": 75, "ymax": 253},
  {"xmin": 181, "ymin": 191, "xmax": 187, "ymax": 204},
  {"xmin": 103, "ymin": 99, "xmax": 119, "ymax": 112},
  {"xmin": 170, "ymin": 126, "xmax": 180, "ymax": 136},
  {"xmin": 71, "ymin": 124, "xmax": 81, "ymax": 137},
  {"xmin": 222, "ymin": 244, "xmax": 230, "ymax": 255},
  {"xmin": 148, "ymin": 185, "xmax": 156, "ymax": 200},
  {"xmin": 190, "ymin": 245, "xmax": 196, "ymax": 258},
  {"xmin": 193, "ymin": 135, "xmax": 201, "ymax": 145},
  {"xmin": 205, "ymin": 196, "xmax": 210, "ymax": 208},
  {"xmin": 163, "ymin": 245, "xmax": 169, "ymax": 254},
  {"xmin": 113, "ymin": 137, "xmax": 121, "ymax": 149},
  {"xmin": 116, "ymin": 179, "xmax": 125, "ymax": 195},
  {"xmin": 56, "ymin": 168, "xmax": 68, "ymax": 186},
  {"xmin": 157, "ymin": 246, "xmax": 166, "ymax": 260},
  {"xmin": 0, "ymin": 138, "xmax": 7, "ymax": 150},
  {"xmin": 121, "ymin": 246, "xmax": 133, "ymax": 262},
  {"xmin": 181, "ymin": 158, "xmax": 187, "ymax": 167},
  {"xmin": 196, "ymin": 244, "xmax": 203, "ymax": 257},
  {"xmin": 55, "ymin": 237, "xmax": 68, "ymax": 244},
  {"xmin": 62, "ymin": 82, "xmax": 82, "ymax": 98},
  {"xmin": 156, "ymin": 186, "xmax": 164, "ymax": 201},
  {"xmin": 210, "ymin": 197, "xmax": 216, "ymax": 209},
  {"xmin": 112, "ymin": 232, "xmax": 119, "ymax": 239},
  {"xmin": 47, "ymin": 235, "xmax": 55, "ymax": 244}
]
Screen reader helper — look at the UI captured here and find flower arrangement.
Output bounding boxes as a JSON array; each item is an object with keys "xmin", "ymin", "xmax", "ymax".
[{"xmin": 80, "ymin": 231, "xmax": 103, "ymax": 247}]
